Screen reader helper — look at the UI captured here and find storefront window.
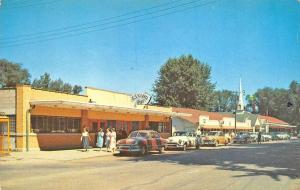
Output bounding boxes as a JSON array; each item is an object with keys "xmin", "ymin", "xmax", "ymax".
[
  {"xmin": 107, "ymin": 120, "xmax": 116, "ymax": 129},
  {"xmin": 8, "ymin": 115, "xmax": 16, "ymax": 133},
  {"xmin": 131, "ymin": 121, "xmax": 139, "ymax": 131},
  {"xmin": 149, "ymin": 122, "xmax": 168, "ymax": 133},
  {"xmin": 31, "ymin": 116, "xmax": 81, "ymax": 133}
]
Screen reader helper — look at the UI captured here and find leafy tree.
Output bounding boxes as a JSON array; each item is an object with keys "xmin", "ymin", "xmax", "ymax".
[
  {"xmin": 62, "ymin": 83, "xmax": 72, "ymax": 93},
  {"xmin": 211, "ymin": 90, "xmax": 237, "ymax": 112},
  {"xmin": 0, "ymin": 59, "xmax": 31, "ymax": 87},
  {"xmin": 32, "ymin": 72, "xmax": 51, "ymax": 89},
  {"xmin": 72, "ymin": 85, "xmax": 83, "ymax": 94},
  {"xmin": 32, "ymin": 73, "xmax": 82, "ymax": 94},
  {"xmin": 245, "ymin": 94, "xmax": 258, "ymax": 113},
  {"xmin": 247, "ymin": 81, "xmax": 300, "ymax": 130},
  {"xmin": 153, "ymin": 55, "xmax": 215, "ymax": 110}
]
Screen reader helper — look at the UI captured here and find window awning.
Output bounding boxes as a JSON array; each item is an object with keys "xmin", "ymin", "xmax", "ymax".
[
  {"xmin": 30, "ymin": 100, "xmax": 191, "ymax": 117},
  {"xmin": 266, "ymin": 123, "xmax": 297, "ymax": 128}
]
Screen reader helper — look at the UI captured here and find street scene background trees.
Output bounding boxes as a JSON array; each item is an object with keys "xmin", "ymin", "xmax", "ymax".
[
  {"xmin": 0, "ymin": 59, "xmax": 82, "ymax": 94},
  {"xmin": 1, "ymin": 56, "xmax": 299, "ymax": 128},
  {"xmin": 153, "ymin": 55, "xmax": 215, "ymax": 110}
]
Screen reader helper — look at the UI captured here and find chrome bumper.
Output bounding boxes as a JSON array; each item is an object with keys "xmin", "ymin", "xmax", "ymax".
[{"xmin": 117, "ymin": 145, "xmax": 142, "ymax": 153}]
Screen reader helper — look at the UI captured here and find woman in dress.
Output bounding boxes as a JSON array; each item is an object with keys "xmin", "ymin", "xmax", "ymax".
[
  {"xmin": 110, "ymin": 128, "xmax": 117, "ymax": 153},
  {"xmin": 81, "ymin": 127, "xmax": 91, "ymax": 152},
  {"xmin": 105, "ymin": 128, "xmax": 111, "ymax": 152},
  {"xmin": 96, "ymin": 128, "xmax": 104, "ymax": 151}
]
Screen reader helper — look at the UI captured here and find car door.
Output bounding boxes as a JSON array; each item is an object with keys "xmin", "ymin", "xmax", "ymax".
[{"xmin": 218, "ymin": 132, "xmax": 226, "ymax": 144}]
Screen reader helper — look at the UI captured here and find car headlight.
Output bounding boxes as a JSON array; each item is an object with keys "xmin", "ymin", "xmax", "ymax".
[
  {"xmin": 178, "ymin": 139, "xmax": 182, "ymax": 144},
  {"xmin": 133, "ymin": 140, "xmax": 139, "ymax": 145}
]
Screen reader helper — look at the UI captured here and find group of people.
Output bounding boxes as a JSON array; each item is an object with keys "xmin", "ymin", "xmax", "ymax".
[{"xmin": 81, "ymin": 127, "xmax": 119, "ymax": 153}]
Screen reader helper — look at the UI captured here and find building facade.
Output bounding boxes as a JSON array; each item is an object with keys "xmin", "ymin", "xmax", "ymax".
[{"xmin": 0, "ymin": 85, "xmax": 185, "ymax": 151}]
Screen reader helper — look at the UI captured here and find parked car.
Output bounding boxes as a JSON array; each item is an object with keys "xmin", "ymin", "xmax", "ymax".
[
  {"xmin": 202, "ymin": 131, "xmax": 230, "ymax": 146},
  {"xmin": 166, "ymin": 131, "xmax": 199, "ymax": 151},
  {"xmin": 270, "ymin": 132, "xmax": 290, "ymax": 140},
  {"xmin": 233, "ymin": 132, "xmax": 251, "ymax": 144},
  {"xmin": 261, "ymin": 133, "xmax": 272, "ymax": 142},
  {"xmin": 116, "ymin": 130, "xmax": 166, "ymax": 155},
  {"xmin": 249, "ymin": 132, "xmax": 258, "ymax": 142}
]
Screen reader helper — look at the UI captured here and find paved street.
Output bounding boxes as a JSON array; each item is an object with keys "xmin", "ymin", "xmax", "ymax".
[{"xmin": 1, "ymin": 140, "xmax": 300, "ymax": 190}]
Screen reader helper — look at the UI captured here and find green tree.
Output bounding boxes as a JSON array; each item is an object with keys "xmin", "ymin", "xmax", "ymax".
[
  {"xmin": 32, "ymin": 73, "xmax": 82, "ymax": 94},
  {"xmin": 62, "ymin": 83, "xmax": 72, "ymax": 93},
  {"xmin": 49, "ymin": 79, "xmax": 64, "ymax": 92},
  {"xmin": 72, "ymin": 85, "xmax": 83, "ymax": 94},
  {"xmin": 248, "ymin": 81, "xmax": 300, "ymax": 130},
  {"xmin": 32, "ymin": 72, "xmax": 51, "ymax": 89},
  {"xmin": 211, "ymin": 90, "xmax": 237, "ymax": 112},
  {"xmin": 153, "ymin": 55, "xmax": 215, "ymax": 109},
  {"xmin": 0, "ymin": 59, "xmax": 31, "ymax": 87}
]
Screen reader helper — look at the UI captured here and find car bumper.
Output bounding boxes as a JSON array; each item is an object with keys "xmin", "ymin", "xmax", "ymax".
[
  {"xmin": 165, "ymin": 143, "xmax": 184, "ymax": 149},
  {"xmin": 202, "ymin": 140, "xmax": 216, "ymax": 145},
  {"xmin": 117, "ymin": 145, "xmax": 142, "ymax": 153}
]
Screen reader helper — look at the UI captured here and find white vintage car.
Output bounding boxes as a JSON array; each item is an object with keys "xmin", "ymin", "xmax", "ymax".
[{"xmin": 165, "ymin": 131, "xmax": 198, "ymax": 151}]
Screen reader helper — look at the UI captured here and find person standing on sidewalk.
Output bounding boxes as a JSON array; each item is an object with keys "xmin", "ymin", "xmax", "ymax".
[
  {"xmin": 81, "ymin": 127, "xmax": 91, "ymax": 152},
  {"xmin": 105, "ymin": 128, "xmax": 111, "ymax": 152},
  {"xmin": 258, "ymin": 131, "xmax": 262, "ymax": 144},
  {"xmin": 110, "ymin": 128, "xmax": 117, "ymax": 154},
  {"xmin": 96, "ymin": 128, "xmax": 104, "ymax": 151}
]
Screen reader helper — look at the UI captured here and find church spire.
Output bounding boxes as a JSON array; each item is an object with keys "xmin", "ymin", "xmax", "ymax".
[{"xmin": 238, "ymin": 78, "xmax": 244, "ymax": 111}]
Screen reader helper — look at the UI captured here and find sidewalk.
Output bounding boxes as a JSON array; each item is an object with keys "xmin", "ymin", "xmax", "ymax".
[{"xmin": 0, "ymin": 148, "xmax": 116, "ymax": 162}]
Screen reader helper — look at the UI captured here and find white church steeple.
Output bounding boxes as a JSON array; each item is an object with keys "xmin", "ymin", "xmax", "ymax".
[{"xmin": 238, "ymin": 78, "xmax": 244, "ymax": 111}]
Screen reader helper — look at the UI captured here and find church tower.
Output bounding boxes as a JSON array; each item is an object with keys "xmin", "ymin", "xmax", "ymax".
[{"xmin": 238, "ymin": 78, "xmax": 244, "ymax": 111}]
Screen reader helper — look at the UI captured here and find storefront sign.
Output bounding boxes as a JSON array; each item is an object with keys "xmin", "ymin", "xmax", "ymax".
[{"xmin": 131, "ymin": 93, "xmax": 151, "ymax": 105}]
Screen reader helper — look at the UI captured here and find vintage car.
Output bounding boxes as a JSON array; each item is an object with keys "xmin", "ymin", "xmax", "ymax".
[
  {"xmin": 261, "ymin": 133, "xmax": 272, "ymax": 142},
  {"xmin": 233, "ymin": 132, "xmax": 251, "ymax": 144},
  {"xmin": 202, "ymin": 131, "xmax": 230, "ymax": 146},
  {"xmin": 165, "ymin": 131, "xmax": 199, "ymax": 151},
  {"xmin": 249, "ymin": 132, "xmax": 258, "ymax": 142},
  {"xmin": 116, "ymin": 130, "xmax": 166, "ymax": 155}
]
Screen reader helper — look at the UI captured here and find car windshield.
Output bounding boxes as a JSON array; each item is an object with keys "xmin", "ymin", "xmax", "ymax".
[
  {"xmin": 208, "ymin": 132, "xmax": 219, "ymax": 136},
  {"xmin": 237, "ymin": 132, "xmax": 249, "ymax": 135},
  {"xmin": 173, "ymin": 132, "xmax": 187, "ymax": 136},
  {"xmin": 128, "ymin": 131, "xmax": 148, "ymax": 138}
]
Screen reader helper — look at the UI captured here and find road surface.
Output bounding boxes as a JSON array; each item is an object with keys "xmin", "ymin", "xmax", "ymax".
[{"xmin": 0, "ymin": 140, "xmax": 299, "ymax": 190}]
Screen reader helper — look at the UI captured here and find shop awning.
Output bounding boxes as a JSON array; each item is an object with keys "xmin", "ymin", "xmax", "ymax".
[
  {"xmin": 202, "ymin": 125, "xmax": 252, "ymax": 130},
  {"xmin": 265, "ymin": 123, "xmax": 297, "ymax": 129},
  {"xmin": 30, "ymin": 100, "xmax": 191, "ymax": 117}
]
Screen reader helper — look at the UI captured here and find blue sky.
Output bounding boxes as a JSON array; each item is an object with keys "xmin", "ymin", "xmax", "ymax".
[{"xmin": 0, "ymin": 0, "xmax": 299, "ymax": 95}]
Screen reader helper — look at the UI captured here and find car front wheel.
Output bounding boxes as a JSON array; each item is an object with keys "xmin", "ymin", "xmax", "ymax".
[
  {"xmin": 140, "ymin": 146, "xmax": 147, "ymax": 155},
  {"xmin": 159, "ymin": 146, "xmax": 164, "ymax": 154}
]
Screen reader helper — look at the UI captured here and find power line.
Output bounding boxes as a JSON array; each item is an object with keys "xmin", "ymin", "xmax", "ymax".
[
  {"xmin": 0, "ymin": 0, "xmax": 61, "ymax": 9},
  {"xmin": 0, "ymin": 0, "xmax": 205, "ymax": 44},
  {"xmin": 5, "ymin": 0, "xmax": 52, "ymax": 6},
  {"xmin": 0, "ymin": 0, "xmax": 187, "ymax": 41},
  {"xmin": 0, "ymin": 0, "xmax": 221, "ymax": 48}
]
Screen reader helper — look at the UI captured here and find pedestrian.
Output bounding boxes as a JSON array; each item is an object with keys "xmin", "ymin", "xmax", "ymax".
[
  {"xmin": 230, "ymin": 130, "xmax": 235, "ymax": 143},
  {"xmin": 81, "ymin": 127, "xmax": 91, "ymax": 152},
  {"xmin": 258, "ymin": 131, "xmax": 262, "ymax": 144},
  {"xmin": 105, "ymin": 128, "xmax": 111, "ymax": 152},
  {"xmin": 121, "ymin": 127, "xmax": 128, "ymax": 139},
  {"xmin": 96, "ymin": 128, "xmax": 104, "ymax": 151},
  {"xmin": 110, "ymin": 128, "xmax": 117, "ymax": 153}
]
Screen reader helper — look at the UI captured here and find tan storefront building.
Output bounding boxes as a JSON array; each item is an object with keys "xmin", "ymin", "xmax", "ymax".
[{"xmin": 0, "ymin": 85, "xmax": 185, "ymax": 151}]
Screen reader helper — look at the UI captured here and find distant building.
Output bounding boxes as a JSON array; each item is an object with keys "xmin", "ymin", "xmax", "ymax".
[
  {"xmin": 258, "ymin": 115, "xmax": 296, "ymax": 133},
  {"xmin": 172, "ymin": 108, "xmax": 252, "ymax": 133}
]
